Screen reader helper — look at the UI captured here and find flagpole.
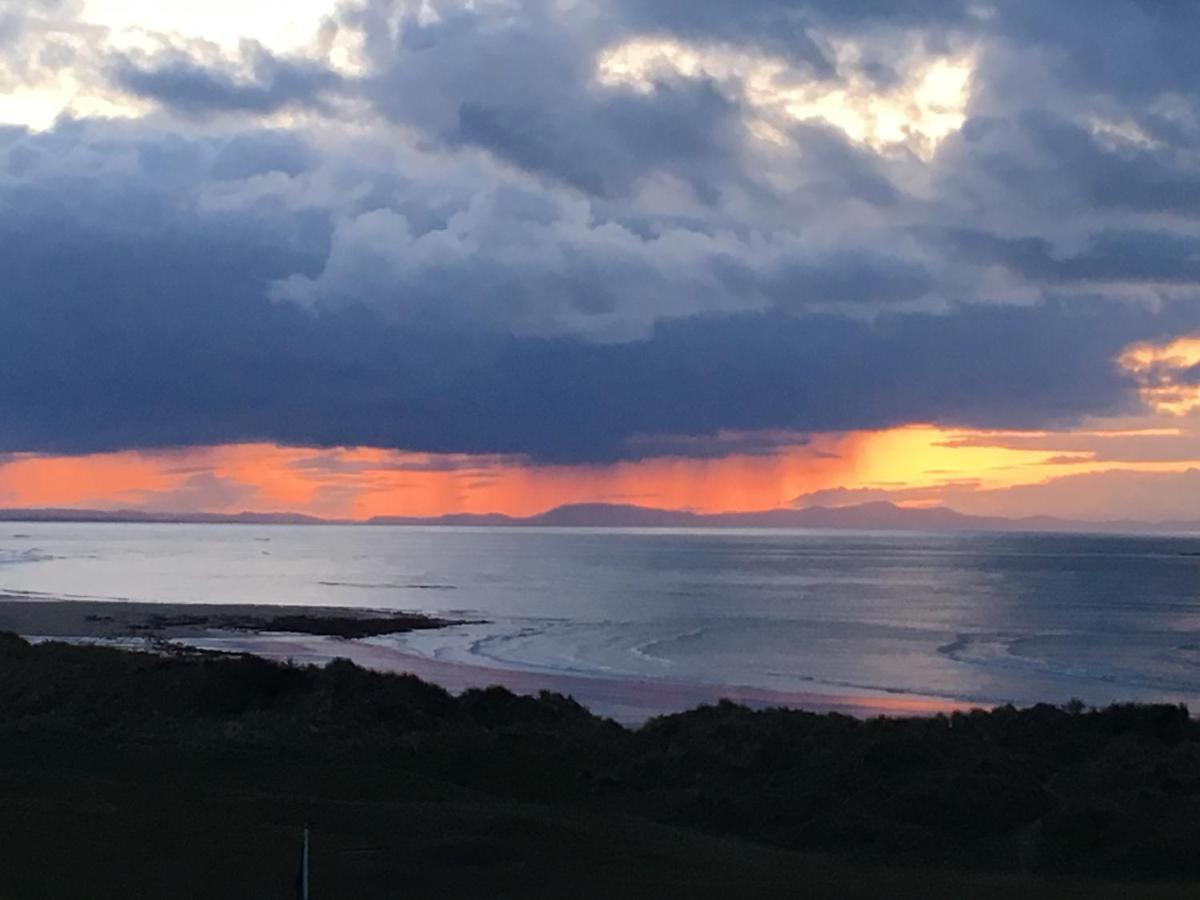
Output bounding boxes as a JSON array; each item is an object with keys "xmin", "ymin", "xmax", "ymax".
[{"xmin": 301, "ymin": 827, "xmax": 310, "ymax": 900}]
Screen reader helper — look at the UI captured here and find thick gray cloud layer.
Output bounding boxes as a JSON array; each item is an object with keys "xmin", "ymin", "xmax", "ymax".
[
  {"xmin": 110, "ymin": 43, "xmax": 343, "ymax": 116},
  {"xmin": 2, "ymin": 0, "xmax": 1200, "ymax": 461}
]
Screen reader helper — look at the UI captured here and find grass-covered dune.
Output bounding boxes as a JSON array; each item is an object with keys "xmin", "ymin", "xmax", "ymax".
[{"xmin": 0, "ymin": 634, "xmax": 1198, "ymax": 898}]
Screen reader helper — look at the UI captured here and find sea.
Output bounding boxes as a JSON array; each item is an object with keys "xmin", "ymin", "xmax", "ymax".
[{"xmin": 3, "ymin": 523, "xmax": 1200, "ymax": 721}]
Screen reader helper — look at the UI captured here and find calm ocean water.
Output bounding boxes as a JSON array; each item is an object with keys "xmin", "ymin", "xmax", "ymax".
[{"xmin": 4, "ymin": 522, "xmax": 1200, "ymax": 712}]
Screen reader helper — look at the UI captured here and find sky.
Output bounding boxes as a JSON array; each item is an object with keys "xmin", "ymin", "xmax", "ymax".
[{"xmin": 3, "ymin": 0, "xmax": 1200, "ymax": 521}]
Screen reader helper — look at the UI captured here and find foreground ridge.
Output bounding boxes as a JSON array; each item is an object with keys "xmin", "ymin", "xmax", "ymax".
[{"xmin": 0, "ymin": 634, "xmax": 1198, "ymax": 897}]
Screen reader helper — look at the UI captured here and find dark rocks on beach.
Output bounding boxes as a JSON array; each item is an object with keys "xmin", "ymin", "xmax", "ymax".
[
  {"xmin": 0, "ymin": 598, "xmax": 468, "ymax": 642},
  {"xmin": 214, "ymin": 612, "xmax": 461, "ymax": 639}
]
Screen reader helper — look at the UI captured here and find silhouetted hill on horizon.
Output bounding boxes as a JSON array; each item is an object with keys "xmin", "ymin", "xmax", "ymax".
[
  {"xmin": 2, "ymin": 501, "xmax": 1188, "ymax": 533},
  {"xmin": 372, "ymin": 501, "xmax": 1200, "ymax": 533}
]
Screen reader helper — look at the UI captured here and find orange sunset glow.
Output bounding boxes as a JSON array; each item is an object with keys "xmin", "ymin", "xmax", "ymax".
[{"xmin": 5, "ymin": 422, "xmax": 1200, "ymax": 521}]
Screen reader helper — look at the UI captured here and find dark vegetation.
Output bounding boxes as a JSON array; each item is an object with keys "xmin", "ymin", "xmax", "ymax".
[{"xmin": 0, "ymin": 634, "xmax": 1197, "ymax": 898}]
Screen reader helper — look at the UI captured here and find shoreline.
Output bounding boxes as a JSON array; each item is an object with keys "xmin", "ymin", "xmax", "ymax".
[
  {"xmin": 1, "ymin": 595, "xmax": 973, "ymax": 724},
  {"xmin": 171, "ymin": 632, "xmax": 973, "ymax": 724}
]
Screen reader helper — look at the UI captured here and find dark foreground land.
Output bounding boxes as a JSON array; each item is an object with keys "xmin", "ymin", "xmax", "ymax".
[{"xmin": 1, "ymin": 636, "xmax": 1199, "ymax": 898}]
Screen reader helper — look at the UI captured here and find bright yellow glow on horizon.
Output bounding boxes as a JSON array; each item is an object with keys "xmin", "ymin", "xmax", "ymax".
[{"xmin": 850, "ymin": 427, "xmax": 1063, "ymax": 489}]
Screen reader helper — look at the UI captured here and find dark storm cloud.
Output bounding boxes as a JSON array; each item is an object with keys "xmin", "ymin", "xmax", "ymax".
[
  {"xmin": 715, "ymin": 249, "xmax": 933, "ymax": 307},
  {"xmin": 358, "ymin": 2, "xmax": 761, "ymax": 203},
  {"xmin": 607, "ymin": 0, "xmax": 836, "ymax": 75},
  {"xmin": 784, "ymin": 121, "xmax": 904, "ymax": 207},
  {"xmin": 453, "ymin": 76, "xmax": 743, "ymax": 201},
  {"xmin": 109, "ymin": 43, "xmax": 342, "ymax": 115},
  {"xmin": 932, "ymin": 228, "xmax": 1200, "ymax": 285},
  {"xmin": 4, "ymin": 0, "xmax": 1200, "ymax": 462},
  {"xmin": 986, "ymin": 0, "xmax": 1200, "ymax": 99},
  {"xmin": 609, "ymin": 0, "xmax": 974, "ymax": 58},
  {"xmin": 618, "ymin": 432, "xmax": 820, "ymax": 461},
  {"xmin": 209, "ymin": 131, "xmax": 315, "ymax": 179},
  {"xmin": 0, "ymin": 173, "xmax": 1188, "ymax": 462},
  {"xmin": 0, "ymin": 241, "xmax": 1153, "ymax": 462},
  {"xmin": 946, "ymin": 113, "xmax": 1200, "ymax": 219},
  {"xmin": 93, "ymin": 2, "xmax": 902, "ymax": 207}
]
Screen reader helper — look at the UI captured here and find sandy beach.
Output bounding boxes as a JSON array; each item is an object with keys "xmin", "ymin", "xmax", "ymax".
[{"xmin": 169, "ymin": 631, "xmax": 971, "ymax": 723}]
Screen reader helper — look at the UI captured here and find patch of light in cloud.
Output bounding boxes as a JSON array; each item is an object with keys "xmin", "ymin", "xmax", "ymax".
[
  {"xmin": 0, "ymin": 86, "xmax": 71, "ymax": 132},
  {"xmin": 595, "ymin": 36, "xmax": 974, "ymax": 160},
  {"xmin": 0, "ymin": 1, "xmax": 340, "ymax": 130},
  {"xmin": 81, "ymin": 0, "xmax": 338, "ymax": 54},
  {"xmin": 1084, "ymin": 115, "xmax": 1162, "ymax": 151},
  {"xmin": 1120, "ymin": 335, "xmax": 1200, "ymax": 416},
  {"xmin": 0, "ymin": 71, "xmax": 149, "ymax": 131}
]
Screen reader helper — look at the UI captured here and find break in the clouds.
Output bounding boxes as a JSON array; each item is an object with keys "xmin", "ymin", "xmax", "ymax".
[{"xmin": 3, "ymin": 0, "xmax": 1200, "ymax": 486}]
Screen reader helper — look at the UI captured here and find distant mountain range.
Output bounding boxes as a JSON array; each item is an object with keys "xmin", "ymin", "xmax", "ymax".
[
  {"xmin": 2, "ymin": 501, "xmax": 1199, "ymax": 534},
  {"xmin": 369, "ymin": 501, "xmax": 1200, "ymax": 533}
]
